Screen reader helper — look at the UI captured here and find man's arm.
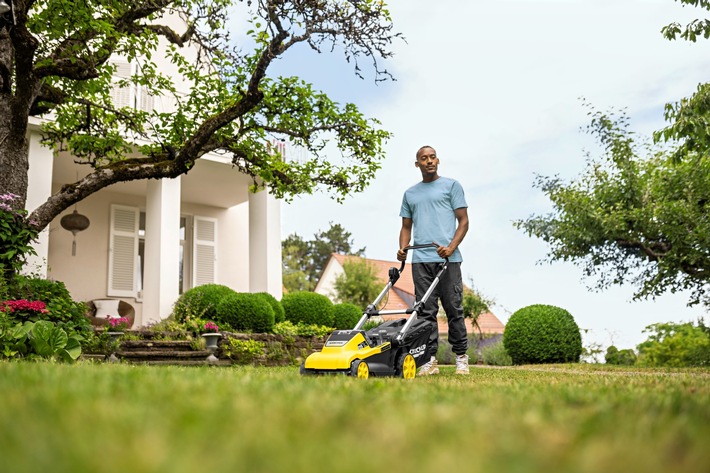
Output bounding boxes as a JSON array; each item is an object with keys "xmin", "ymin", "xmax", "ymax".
[
  {"xmin": 437, "ymin": 207, "xmax": 469, "ymax": 259},
  {"xmin": 397, "ymin": 217, "xmax": 413, "ymax": 261}
]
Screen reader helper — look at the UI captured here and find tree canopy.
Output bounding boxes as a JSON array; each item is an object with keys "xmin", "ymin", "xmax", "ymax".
[
  {"xmin": 515, "ymin": 108, "xmax": 710, "ymax": 306},
  {"xmin": 657, "ymin": 0, "xmax": 710, "ymax": 161},
  {"xmin": 0, "ymin": 0, "xmax": 399, "ymax": 232}
]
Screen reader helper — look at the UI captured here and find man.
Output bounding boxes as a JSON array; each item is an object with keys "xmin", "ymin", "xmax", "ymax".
[{"xmin": 397, "ymin": 145, "xmax": 470, "ymax": 375}]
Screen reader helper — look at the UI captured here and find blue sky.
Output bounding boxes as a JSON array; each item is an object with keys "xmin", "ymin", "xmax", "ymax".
[{"xmin": 274, "ymin": 0, "xmax": 710, "ymax": 351}]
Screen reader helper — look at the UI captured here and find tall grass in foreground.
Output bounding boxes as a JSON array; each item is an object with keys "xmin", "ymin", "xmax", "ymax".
[{"xmin": 0, "ymin": 362, "xmax": 708, "ymax": 473}]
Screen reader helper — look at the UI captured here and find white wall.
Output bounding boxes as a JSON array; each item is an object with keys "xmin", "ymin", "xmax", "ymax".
[{"xmin": 47, "ymin": 188, "xmax": 147, "ymax": 322}]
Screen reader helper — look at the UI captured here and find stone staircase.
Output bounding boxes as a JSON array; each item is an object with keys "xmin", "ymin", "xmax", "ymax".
[
  {"xmin": 92, "ymin": 330, "xmax": 230, "ymax": 366},
  {"xmin": 116, "ymin": 339, "xmax": 218, "ymax": 365},
  {"xmin": 82, "ymin": 329, "xmax": 326, "ymax": 366}
]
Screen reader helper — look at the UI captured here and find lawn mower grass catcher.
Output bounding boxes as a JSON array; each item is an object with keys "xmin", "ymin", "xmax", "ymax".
[{"xmin": 300, "ymin": 244, "xmax": 448, "ymax": 379}]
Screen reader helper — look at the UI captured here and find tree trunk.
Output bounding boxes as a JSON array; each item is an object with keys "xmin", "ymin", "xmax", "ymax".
[{"xmin": 0, "ymin": 99, "xmax": 30, "ymax": 211}]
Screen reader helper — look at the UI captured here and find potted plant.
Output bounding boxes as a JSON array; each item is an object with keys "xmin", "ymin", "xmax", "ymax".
[
  {"xmin": 201, "ymin": 321, "xmax": 221, "ymax": 363},
  {"xmin": 105, "ymin": 316, "xmax": 130, "ymax": 362},
  {"xmin": 106, "ymin": 316, "xmax": 130, "ymax": 334}
]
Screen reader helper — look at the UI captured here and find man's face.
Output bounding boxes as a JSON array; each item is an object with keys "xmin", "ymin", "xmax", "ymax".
[{"xmin": 415, "ymin": 147, "xmax": 439, "ymax": 177}]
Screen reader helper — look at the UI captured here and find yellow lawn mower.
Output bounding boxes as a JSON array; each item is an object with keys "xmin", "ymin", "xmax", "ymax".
[{"xmin": 300, "ymin": 244, "xmax": 448, "ymax": 379}]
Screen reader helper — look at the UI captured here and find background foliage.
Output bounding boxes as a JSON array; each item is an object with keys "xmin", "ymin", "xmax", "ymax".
[
  {"xmin": 333, "ymin": 259, "xmax": 381, "ymax": 308},
  {"xmin": 282, "ymin": 223, "xmax": 366, "ymax": 293}
]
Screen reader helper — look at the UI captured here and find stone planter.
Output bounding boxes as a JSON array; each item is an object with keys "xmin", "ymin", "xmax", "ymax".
[{"xmin": 202, "ymin": 333, "xmax": 222, "ymax": 364}]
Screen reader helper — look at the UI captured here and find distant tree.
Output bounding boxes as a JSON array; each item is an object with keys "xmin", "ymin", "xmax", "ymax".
[
  {"xmin": 282, "ymin": 222, "xmax": 365, "ymax": 293},
  {"xmin": 333, "ymin": 258, "xmax": 380, "ymax": 308},
  {"xmin": 281, "ymin": 233, "xmax": 312, "ymax": 292},
  {"xmin": 515, "ymin": 108, "xmax": 710, "ymax": 306},
  {"xmin": 636, "ymin": 320, "xmax": 710, "ymax": 367},
  {"xmin": 311, "ymin": 224, "xmax": 366, "ymax": 279},
  {"xmin": 604, "ymin": 346, "xmax": 637, "ymax": 366}
]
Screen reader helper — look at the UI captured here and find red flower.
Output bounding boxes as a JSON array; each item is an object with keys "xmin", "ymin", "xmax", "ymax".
[{"xmin": 1, "ymin": 299, "xmax": 47, "ymax": 316}]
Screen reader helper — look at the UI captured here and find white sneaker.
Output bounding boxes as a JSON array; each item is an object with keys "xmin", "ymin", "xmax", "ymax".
[
  {"xmin": 417, "ymin": 356, "xmax": 439, "ymax": 376},
  {"xmin": 455, "ymin": 354, "xmax": 469, "ymax": 374}
]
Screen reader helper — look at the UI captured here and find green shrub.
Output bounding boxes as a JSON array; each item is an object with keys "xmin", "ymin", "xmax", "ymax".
[
  {"xmin": 605, "ymin": 346, "xmax": 637, "ymax": 366},
  {"xmin": 146, "ymin": 317, "xmax": 195, "ymax": 338},
  {"xmin": 172, "ymin": 284, "xmax": 235, "ymax": 323},
  {"xmin": 4, "ymin": 276, "xmax": 89, "ymax": 334},
  {"xmin": 255, "ymin": 292, "xmax": 285, "ymax": 323},
  {"xmin": 332, "ymin": 303, "xmax": 361, "ymax": 329},
  {"xmin": 481, "ymin": 340, "xmax": 513, "ymax": 366},
  {"xmin": 503, "ymin": 304, "xmax": 582, "ymax": 365},
  {"xmin": 636, "ymin": 321, "xmax": 710, "ymax": 367},
  {"xmin": 217, "ymin": 293, "xmax": 275, "ymax": 333},
  {"xmin": 223, "ymin": 338, "xmax": 265, "ymax": 364},
  {"xmin": 273, "ymin": 320, "xmax": 332, "ymax": 338},
  {"xmin": 281, "ymin": 291, "xmax": 334, "ymax": 327}
]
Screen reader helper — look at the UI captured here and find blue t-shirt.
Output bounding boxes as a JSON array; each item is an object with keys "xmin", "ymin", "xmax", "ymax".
[{"xmin": 399, "ymin": 176, "xmax": 468, "ymax": 263}]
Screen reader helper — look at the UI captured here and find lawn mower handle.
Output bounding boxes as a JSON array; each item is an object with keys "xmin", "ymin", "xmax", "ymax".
[{"xmin": 399, "ymin": 243, "xmax": 449, "ymax": 272}]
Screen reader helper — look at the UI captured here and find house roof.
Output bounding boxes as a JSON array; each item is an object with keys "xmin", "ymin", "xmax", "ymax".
[{"xmin": 325, "ymin": 253, "xmax": 505, "ymax": 334}]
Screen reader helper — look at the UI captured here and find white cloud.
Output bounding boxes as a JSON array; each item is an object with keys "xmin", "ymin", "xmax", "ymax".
[{"xmin": 281, "ymin": 0, "xmax": 710, "ymax": 349}]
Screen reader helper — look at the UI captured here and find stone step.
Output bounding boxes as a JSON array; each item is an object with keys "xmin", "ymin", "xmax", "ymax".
[
  {"xmin": 138, "ymin": 359, "xmax": 233, "ymax": 366},
  {"xmin": 118, "ymin": 339, "xmax": 198, "ymax": 353},
  {"xmin": 117, "ymin": 349, "xmax": 212, "ymax": 360}
]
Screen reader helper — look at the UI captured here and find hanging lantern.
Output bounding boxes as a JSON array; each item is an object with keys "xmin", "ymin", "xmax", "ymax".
[{"xmin": 60, "ymin": 209, "xmax": 90, "ymax": 256}]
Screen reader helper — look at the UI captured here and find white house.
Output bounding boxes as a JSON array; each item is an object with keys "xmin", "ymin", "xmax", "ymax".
[{"xmin": 23, "ymin": 14, "xmax": 282, "ymax": 327}]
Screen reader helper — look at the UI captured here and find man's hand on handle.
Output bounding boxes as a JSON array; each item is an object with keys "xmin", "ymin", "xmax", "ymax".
[
  {"xmin": 436, "ymin": 245, "xmax": 455, "ymax": 259},
  {"xmin": 397, "ymin": 242, "xmax": 452, "ymax": 262}
]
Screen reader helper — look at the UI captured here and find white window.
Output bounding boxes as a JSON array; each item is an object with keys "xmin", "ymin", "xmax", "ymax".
[
  {"xmin": 110, "ymin": 59, "xmax": 154, "ymax": 112},
  {"xmin": 108, "ymin": 205, "xmax": 139, "ymax": 297},
  {"xmin": 193, "ymin": 216, "xmax": 217, "ymax": 287},
  {"xmin": 109, "ymin": 205, "xmax": 215, "ymax": 298}
]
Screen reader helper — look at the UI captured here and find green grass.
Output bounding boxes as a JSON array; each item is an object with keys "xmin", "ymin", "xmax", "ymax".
[{"xmin": 0, "ymin": 362, "xmax": 708, "ymax": 473}]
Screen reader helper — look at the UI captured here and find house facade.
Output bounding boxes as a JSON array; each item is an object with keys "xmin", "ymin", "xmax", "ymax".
[
  {"xmin": 23, "ymin": 15, "xmax": 283, "ymax": 327},
  {"xmin": 315, "ymin": 253, "xmax": 505, "ymax": 334}
]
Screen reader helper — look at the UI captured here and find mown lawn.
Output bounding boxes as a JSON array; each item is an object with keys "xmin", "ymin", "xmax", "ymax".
[{"xmin": 0, "ymin": 362, "xmax": 708, "ymax": 473}]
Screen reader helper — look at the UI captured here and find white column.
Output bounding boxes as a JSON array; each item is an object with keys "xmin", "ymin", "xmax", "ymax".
[
  {"xmin": 248, "ymin": 188, "xmax": 282, "ymax": 298},
  {"xmin": 25, "ymin": 130, "xmax": 54, "ymax": 277},
  {"xmin": 142, "ymin": 178, "xmax": 181, "ymax": 325}
]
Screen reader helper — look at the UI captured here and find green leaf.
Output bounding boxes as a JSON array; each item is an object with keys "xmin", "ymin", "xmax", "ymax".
[
  {"xmin": 30, "ymin": 321, "xmax": 68, "ymax": 358},
  {"xmin": 60, "ymin": 337, "xmax": 82, "ymax": 362}
]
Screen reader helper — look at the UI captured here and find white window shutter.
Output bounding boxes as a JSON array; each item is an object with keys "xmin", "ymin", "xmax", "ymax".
[
  {"xmin": 108, "ymin": 204, "xmax": 139, "ymax": 297},
  {"xmin": 139, "ymin": 86, "xmax": 154, "ymax": 112},
  {"xmin": 193, "ymin": 216, "xmax": 217, "ymax": 286},
  {"xmin": 110, "ymin": 60, "xmax": 134, "ymax": 109}
]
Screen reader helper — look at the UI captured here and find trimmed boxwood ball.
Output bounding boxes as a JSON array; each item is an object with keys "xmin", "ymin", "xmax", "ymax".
[
  {"xmin": 503, "ymin": 304, "xmax": 582, "ymax": 365},
  {"xmin": 217, "ymin": 292, "xmax": 275, "ymax": 333},
  {"xmin": 255, "ymin": 292, "xmax": 285, "ymax": 323},
  {"xmin": 172, "ymin": 284, "xmax": 235, "ymax": 323},
  {"xmin": 282, "ymin": 291, "xmax": 335, "ymax": 327},
  {"xmin": 333, "ymin": 303, "xmax": 362, "ymax": 329}
]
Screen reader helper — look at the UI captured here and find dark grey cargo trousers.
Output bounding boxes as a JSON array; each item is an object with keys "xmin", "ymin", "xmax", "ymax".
[{"xmin": 412, "ymin": 262, "xmax": 468, "ymax": 357}]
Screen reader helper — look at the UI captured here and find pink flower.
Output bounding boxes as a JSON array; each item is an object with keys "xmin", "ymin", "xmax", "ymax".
[
  {"xmin": 203, "ymin": 321, "xmax": 219, "ymax": 333},
  {"xmin": 107, "ymin": 316, "xmax": 130, "ymax": 331}
]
